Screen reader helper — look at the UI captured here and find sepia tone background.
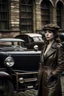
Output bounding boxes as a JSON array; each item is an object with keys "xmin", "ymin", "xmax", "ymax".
[{"xmin": 0, "ymin": 0, "xmax": 64, "ymax": 38}]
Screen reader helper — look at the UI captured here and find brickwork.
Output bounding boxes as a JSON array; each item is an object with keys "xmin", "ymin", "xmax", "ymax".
[
  {"xmin": 35, "ymin": 3, "xmax": 42, "ymax": 31},
  {"xmin": 1, "ymin": 0, "xmax": 64, "ymax": 37},
  {"xmin": 35, "ymin": 0, "xmax": 64, "ymax": 31},
  {"xmin": 52, "ymin": 7, "xmax": 57, "ymax": 24},
  {"xmin": 10, "ymin": 0, "xmax": 19, "ymax": 31}
]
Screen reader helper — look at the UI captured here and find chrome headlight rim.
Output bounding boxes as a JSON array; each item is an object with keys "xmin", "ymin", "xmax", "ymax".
[
  {"xmin": 19, "ymin": 77, "xmax": 24, "ymax": 84},
  {"xmin": 4, "ymin": 56, "xmax": 14, "ymax": 67}
]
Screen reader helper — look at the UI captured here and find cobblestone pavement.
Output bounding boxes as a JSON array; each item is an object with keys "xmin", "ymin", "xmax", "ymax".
[
  {"xmin": 14, "ymin": 76, "xmax": 64, "ymax": 96},
  {"xmin": 14, "ymin": 89, "xmax": 38, "ymax": 96}
]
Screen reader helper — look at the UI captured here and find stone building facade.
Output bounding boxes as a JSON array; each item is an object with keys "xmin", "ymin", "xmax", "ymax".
[{"xmin": 0, "ymin": 0, "xmax": 64, "ymax": 37}]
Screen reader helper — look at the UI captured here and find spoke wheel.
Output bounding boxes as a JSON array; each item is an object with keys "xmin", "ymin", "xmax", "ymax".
[{"xmin": 0, "ymin": 79, "xmax": 14, "ymax": 96}]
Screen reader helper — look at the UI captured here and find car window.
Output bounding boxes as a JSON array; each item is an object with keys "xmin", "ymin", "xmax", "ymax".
[
  {"xmin": 28, "ymin": 37, "xmax": 33, "ymax": 43},
  {"xmin": 33, "ymin": 36, "xmax": 43, "ymax": 42},
  {"xmin": 20, "ymin": 35, "xmax": 28, "ymax": 43},
  {"xmin": 59, "ymin": 33, "xmax": 64, "ymax": 42},
  {"xmin": 24, "ymin": 36, "xmax": 28, "ymax": 43},
  {"xmin": 0, "ymin": 42, "xmax": 12, "ymax": 47},
  {"xmin": 0, "ymin": 41, "xmax": 25, "ymax": 48},
  {"xmin": 12, "ymin": 41, "xmax": 25, "ymax": 47}
]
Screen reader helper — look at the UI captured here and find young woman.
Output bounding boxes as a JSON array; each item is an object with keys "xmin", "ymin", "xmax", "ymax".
[{"xmin": 38, "ymin": 23, "xmax": 64, "ymax": 96}]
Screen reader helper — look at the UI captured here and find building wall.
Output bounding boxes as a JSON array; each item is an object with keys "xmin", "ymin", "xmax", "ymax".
[
  {"xmin": 1, "ymin": 0, "xmax": 64, "ymax": 38},
  {"xmin": 35, "ymin": 0, "xmax": 64, "ymax": 31}
]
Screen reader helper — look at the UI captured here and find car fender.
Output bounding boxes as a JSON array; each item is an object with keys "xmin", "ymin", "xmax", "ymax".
[{"xmin": 0, "ymin": 71, "xmax": 13, "ymax": 82}]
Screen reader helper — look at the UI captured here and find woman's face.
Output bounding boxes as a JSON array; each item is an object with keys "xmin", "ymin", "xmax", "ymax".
[{"xmin": 45, "ymin": 30, "xmax": 54, "ymax": 41}]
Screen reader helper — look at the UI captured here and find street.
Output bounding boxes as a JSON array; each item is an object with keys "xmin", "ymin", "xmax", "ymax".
[{"xmin": 14, "ymin": 76, "xmax": 64, "ymax": 96}]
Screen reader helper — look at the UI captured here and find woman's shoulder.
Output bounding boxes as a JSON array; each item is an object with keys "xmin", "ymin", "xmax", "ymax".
[
  {"xmin": 57, "ymin": 42, "xmax": 63, "ymax": 48},
  {"xmin": 56, "ymin": 42, "xmax": 64, "ymax": 52}
]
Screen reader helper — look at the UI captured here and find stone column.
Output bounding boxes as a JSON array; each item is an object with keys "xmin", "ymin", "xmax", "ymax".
[
  {"xmin": 35, "ymin": 3, "xmax": 42, "ymax": 32},
  {"xmin": 52, "ymin": 7, "xmax": 57, "ymax": 24},
  {"xmin": 33, "ymin": 1, "xmax": 36, "ymax": 33},
  {"xmin": 10, "ymin": 0, "xmax": 20, "ymax": 31}
]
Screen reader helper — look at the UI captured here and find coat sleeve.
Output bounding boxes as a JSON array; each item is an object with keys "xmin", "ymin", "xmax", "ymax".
[
  {"xmin": 52, "ymin": 44, "xmax": 64, "ymax": 76},
  {"xmin": 38, "ymin": 51, "xmax": 42, "ymax": 84},
  {"xmin": 38, "ymin": 50, "xmax": 44, "ymax": 70}
]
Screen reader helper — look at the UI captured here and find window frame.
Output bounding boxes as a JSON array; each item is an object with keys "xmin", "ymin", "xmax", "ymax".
[
  {"xmin": 41, "ymin": 0, "xmax": 50, "ymax": 26},
  {"xmin": 0, "ymin": 0, "xmax": 9, "ymax": 31},
  {"xmin": 19, "ymin": 0, "xmax": 33, "ymax": 33}
]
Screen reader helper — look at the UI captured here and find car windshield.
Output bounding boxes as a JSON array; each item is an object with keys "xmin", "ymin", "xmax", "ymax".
[{"xmin": 33, "ymin": 36, "xmax": 43, "ymax": 42}]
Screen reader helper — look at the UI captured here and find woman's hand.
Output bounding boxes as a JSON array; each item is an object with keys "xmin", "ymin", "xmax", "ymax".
[{"xmin": 47, "ymin": 73, "xmax": 57, "ymax": 83}]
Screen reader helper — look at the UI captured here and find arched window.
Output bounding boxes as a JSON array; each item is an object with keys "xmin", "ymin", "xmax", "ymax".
[
  {"xmin": 20, "ymin": 0, "xmax": 33, "ymax": 33},
  {"xmin": 56, "ymin": 1, "xmax": 63, "ymax": 28},
  {"xmin": 41, "ymin": 0, "xmax": 50, "ymax": 26},
  {"xmin": 0, "ymin": 0, "xmax": 9, "ymax": 30}
]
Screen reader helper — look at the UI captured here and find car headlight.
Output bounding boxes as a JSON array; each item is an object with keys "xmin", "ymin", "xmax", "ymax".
[
  {"xmin": 19, "ymin": 77, "xmax": 24, "ymax": 83},
  {"xmin": 4, "ymin": 56, "xmax": 14, "ymax": 67}
]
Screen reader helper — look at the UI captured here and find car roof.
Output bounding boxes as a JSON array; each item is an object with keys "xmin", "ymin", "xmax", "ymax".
[
  {"xmin": 22, "ymin": 33, "xmax": 42, "ymax": 38},
  {"xmin": 0, "ymin": 38, "xmax": 25, "ymax": 42}
]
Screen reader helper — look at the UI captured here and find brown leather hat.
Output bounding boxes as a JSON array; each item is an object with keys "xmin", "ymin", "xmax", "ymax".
[{"xmin": 43, "ymin": 23, "xmax": 60, "ymax": 31}]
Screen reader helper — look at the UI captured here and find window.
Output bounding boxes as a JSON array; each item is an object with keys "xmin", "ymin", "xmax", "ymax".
[
  {"xmin": 56, "ymin": 2, "xmax": 63, "ymax": 28},
  {"xmin": 41, "ymin": 0, "xmax": 50, "ymax": 26},
  {"xmin": 20, "ymin": 0, "xmax": 33, "ymax": 33},
  {"xmin": 0, "ymin": 0, "xmax": 9, "ymax": 30},
  {"xmin": 33, "ymin": 36, "xmax": 43, "ymax": 42}
]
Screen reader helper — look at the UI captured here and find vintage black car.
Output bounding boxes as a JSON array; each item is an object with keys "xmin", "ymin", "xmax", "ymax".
[
  {"xmin": 15, "ymin": 33, "xmax": 44, "ymax": 50},
  {"xmin": 58, "ymin": 32, "xmax": 64, "ymax": 42},
  {"xmin": 0, "ymin": 38, "xmax": 41, "ymax": 96}
]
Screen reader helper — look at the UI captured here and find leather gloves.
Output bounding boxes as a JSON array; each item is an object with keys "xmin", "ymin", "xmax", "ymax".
[{"xmin": 47, "ymin": 73, "xmax": 57, "ymax": 83}]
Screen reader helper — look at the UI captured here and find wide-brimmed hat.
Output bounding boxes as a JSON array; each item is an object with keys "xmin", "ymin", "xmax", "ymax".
[{"xmin": 43, "ymin": 23, "xmax": 60, "ymax": 31}]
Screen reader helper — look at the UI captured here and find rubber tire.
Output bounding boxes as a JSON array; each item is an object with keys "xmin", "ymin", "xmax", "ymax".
[{"xmin": 0, "ymin": 79, "xmax": 14, "ymax": 96}]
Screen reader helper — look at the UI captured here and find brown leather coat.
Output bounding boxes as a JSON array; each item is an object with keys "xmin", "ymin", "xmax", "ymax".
[{"xmin": 38, "ymin": 41, "xmax": 64, "ymax": 96}]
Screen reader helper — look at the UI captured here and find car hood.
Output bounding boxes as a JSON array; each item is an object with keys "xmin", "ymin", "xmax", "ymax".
[{"xmin": 0, "ymin": 50, "xmax": 41, "ymax": 71}]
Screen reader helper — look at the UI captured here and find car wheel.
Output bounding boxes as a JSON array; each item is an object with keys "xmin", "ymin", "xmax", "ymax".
[{"xmin": 0, "ymin": 79, "xmax": 14, "ymax": 96}]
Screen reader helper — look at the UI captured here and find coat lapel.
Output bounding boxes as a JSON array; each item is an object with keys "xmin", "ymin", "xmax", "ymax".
[{"xmin": 44, "ymin": 42, "xmax": 57, "ymax": 60}]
